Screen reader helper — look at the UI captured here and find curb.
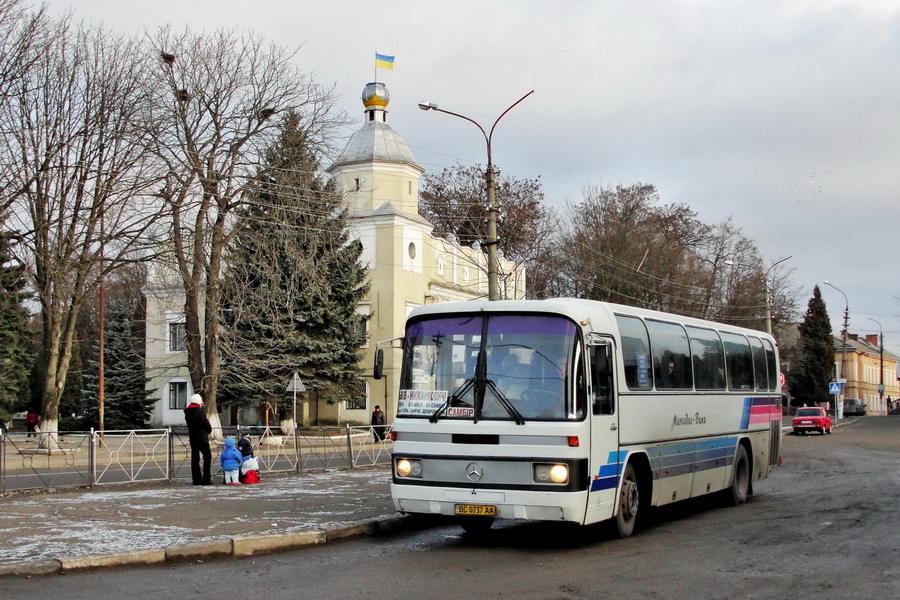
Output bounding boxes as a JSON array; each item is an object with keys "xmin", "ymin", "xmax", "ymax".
[
  {"xmin": 0, "ymin": 513, "xmax": 429, "ymax": 579},
  {"xmin": 60, "ymin": 548, "xmax": 167, "ymax": 572},
  {"xmin": 232, "ymin": 530, "xmax": 325, "ymax": 556}
]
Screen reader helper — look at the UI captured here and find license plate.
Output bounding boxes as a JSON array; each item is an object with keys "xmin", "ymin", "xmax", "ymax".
[{"xmin": 454, "ymin": 504, "xmax": 497, "ymax": 517}]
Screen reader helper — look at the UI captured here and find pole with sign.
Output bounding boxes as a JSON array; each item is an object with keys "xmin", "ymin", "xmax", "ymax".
[
  {"xmin": 286, "ymin": 373, "xmax": 306, "ymax": 473},
  {"xmin": 829, "ymin": 381, "xmax": 843, "ymax": 420},
  {"xmin": 286, "ymin": 372, "xmax": 306, "ymax": 428}
]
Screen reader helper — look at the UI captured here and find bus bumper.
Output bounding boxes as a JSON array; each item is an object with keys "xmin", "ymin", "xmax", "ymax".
[{"xmin": 391, "ymin": 484, "xmax": 582, "ymax": 522}]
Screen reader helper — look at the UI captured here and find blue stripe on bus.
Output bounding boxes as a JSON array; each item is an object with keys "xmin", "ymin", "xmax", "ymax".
[
  {"xmin": 590, "ymin": 451, "xmax": 627, "ymax": 492},
  {"xmin": 740, "ymin": 397, "xmax": 752, "ymax": 429},
  {"xmin": 590, "ymin": 438, "xmax": 740, "ymax": 493},
  {"xmin": 649, "ymin": 437, "xmax": 739, "ymax": 481}
]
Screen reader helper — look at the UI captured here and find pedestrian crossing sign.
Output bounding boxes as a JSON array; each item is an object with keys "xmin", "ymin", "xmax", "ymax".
[{"xmin": 829, "ymin": 382, "xmax": 842, "ymax": 394}]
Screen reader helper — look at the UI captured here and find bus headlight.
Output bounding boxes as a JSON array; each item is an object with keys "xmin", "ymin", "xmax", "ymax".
[
  {"xmin": 396, "ymin": 458, "xmax": 423, "ymax": 478},
  {"xmin": 533, "ymin": 463, "xmax": 569, "ymax": 484}
]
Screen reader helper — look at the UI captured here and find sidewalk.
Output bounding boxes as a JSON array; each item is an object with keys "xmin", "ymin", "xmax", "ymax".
[{"xmin": 0, "ymin": 467, "xmax": 416, "ymax": 578}]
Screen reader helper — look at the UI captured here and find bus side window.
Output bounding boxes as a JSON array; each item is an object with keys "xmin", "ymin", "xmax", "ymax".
[{"xmin": 591, "ymin": 345, "xmax": 614, "ymax": 415}]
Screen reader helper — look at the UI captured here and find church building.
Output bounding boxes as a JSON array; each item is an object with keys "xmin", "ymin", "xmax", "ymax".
[{"xmin": 142, "ymin": 82, "xmax": 525, "ymax": 427}]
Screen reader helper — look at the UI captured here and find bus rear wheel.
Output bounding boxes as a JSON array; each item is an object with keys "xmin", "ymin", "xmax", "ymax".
[
  {"xmin": 727, "ymin": 445, "xmax": 750, "ymax": 506},
  {"xmin": 614, "ymin": 462, "xmax": 641, "ymax": 538}
]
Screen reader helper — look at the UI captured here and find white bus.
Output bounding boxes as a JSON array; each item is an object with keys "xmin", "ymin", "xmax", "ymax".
[{"xmin": 376, "ymin": 299, "xmax": 782, "ymax": 536}]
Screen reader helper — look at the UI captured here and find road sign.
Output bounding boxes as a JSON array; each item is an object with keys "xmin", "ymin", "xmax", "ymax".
[
  {"xmin": 828, "ymin": 381, "xmax": 842, "ymax": 395},
  {"xmin": 287, "ymin": 372, "xmax": 307, "ymax": 429},
  {"xmin": 286, "ymin": 372, "xmax": 306, "ymax": 393}
]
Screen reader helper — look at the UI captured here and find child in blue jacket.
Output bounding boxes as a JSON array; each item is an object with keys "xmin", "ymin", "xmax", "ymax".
[{"xmin": 220, "ymin": 437, "xmax": 244, "ymax": 485}]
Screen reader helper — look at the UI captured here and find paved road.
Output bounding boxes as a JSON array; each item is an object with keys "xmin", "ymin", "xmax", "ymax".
[{"xmin": 3, "ymin": 417, "xmax": 900, "ymax": 599}]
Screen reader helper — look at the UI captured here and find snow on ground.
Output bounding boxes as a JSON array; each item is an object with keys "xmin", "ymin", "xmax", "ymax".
[{"xmin": 0, "ymin": 468, "xmax": 393, "ymax": 564}]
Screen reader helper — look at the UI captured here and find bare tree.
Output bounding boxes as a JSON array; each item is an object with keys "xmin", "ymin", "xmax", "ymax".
[
  {"xmin": 525, "ymin": 229, "xmax": 571, "ymax": 299},
  {"xmin": 420, "ymin": 163, "xmax": 557, "ymax": 299},
  {"xmin": 0, "ymin": 20, "xmax": 165, "ymax": 440},
  {"xmin": 0, "ymin": 0, "xmax": 49, "ymax": 105},
  {"xmin": 694, "ymin": 218, "xmax": 764, "ymax": 323},
  {"xmin": 694, "ymin": 219, "xmax": 800, "ymax": 331},
  {"xmin": 561, "ymin": 183, "xmax": 799, "ymax": 330},
  {"xmin": 564, "ymin": 183, "xmax": 709, "ymax": 311},
  {"xmin": 146, "ymin": 27, "xmax": 344, "ymax": 433}
]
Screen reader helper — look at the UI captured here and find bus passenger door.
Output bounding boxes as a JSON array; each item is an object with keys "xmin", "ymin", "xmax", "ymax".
[{"xmin": 586, "ymin": 341, "xmax": 621, "ymax": 519}]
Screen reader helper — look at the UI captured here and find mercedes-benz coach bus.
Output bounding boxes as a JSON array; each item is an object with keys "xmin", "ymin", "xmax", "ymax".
[{"xmin": 376, "ymin": 299, "xmax": 782, "ymax": 536}]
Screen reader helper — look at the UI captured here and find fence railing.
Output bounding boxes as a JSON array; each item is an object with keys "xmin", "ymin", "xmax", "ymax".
[{"xmin": 0, "ymin": 424, "xmax": 393, "ymax": 493}]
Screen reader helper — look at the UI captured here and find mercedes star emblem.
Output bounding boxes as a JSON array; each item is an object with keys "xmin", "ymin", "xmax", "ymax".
[{"xmin": 465, "ymin": 462, "xmax": 484, "ymax": 482}]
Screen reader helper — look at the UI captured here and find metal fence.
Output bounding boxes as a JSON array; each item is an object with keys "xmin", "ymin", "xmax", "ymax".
[{"xmin": 0, "ymin": 424, "xmax": 392, "ymax": 493}]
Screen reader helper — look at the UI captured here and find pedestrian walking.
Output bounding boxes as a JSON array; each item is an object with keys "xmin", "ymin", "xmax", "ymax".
[
  {"xmin": 371, "ymin": 404, "xmax": 386, "ymax": 442},
  {"xmin": 183, "ymin": 394, "xmax": 212, "ymax": 485},
  {"xmin": 25, "ymin": 408, "xmax": 40, "ymax": 438},
  {"xmin": 220, "ymin": 436, "xmax": 244, "ymax": 485}
]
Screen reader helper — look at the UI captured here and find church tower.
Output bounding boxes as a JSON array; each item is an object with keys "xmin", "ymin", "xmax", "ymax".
[
  {"xmin": 327, "ymin": 82, "xmax": 524, "ymax": 424},
  {"xmin": 327, "ymin": 82, "xmax": 436, "ymax": 423},
  {"xmin": 328, "ymin": 82, "xmax": 423, "ymax": 215}
]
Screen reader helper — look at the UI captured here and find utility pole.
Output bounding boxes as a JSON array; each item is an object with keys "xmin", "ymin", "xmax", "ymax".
[
  {"xmin": 869, "ymin": 318, "xmax": 884, "ymax": 414},
  {"xmin": 418, "ymin": 91, "xmax": 534, "ymax": 300},
  {"xmin": 824, "ymin": 281, "xmax": 848, "ymax": 421},
  {"xmin": 764, "ymin": 256, "xmax": 792, "ymax": 335}
]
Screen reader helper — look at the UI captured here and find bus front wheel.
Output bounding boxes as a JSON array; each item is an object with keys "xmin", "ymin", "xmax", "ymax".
[{"xmin": 614, "ymin": 462, "xmax": 641, "ymax": 538}]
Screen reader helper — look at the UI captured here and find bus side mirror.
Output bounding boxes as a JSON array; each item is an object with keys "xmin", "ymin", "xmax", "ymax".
[{"xmin": 373, "ymin": 348, "xmax": 384, "ymax": 380}]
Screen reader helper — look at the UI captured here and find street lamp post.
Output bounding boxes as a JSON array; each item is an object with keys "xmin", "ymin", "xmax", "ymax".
[
  {"xmin": 763, "ymin": 255, "xmax": 792, "ymax": 335},
  {"xmin": 869, "ymin": 318, "xmax": 884, "ymax": 414},
  {"xmin": 824, "ymin": 281, "xmax": 849, "ymax": 421},
  {"xmin": 418, "ymin": 91, "xmax": 534, "ymax": 301}
]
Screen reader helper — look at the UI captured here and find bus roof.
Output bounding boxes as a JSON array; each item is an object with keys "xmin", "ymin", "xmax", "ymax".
[{"xmin": 407, "ymin": 298, "xmax": 775, "ymax": 343}]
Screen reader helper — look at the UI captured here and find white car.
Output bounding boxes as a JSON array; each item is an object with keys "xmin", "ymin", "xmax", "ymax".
[{"xmin": 842, "ymin": 398, "xmax": 866, "ymax": 416}]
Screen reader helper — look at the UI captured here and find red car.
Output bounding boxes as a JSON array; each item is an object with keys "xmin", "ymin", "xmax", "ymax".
[{"xmin": 792, "ymin": 407, "xmax": 833, "ymax": 435}]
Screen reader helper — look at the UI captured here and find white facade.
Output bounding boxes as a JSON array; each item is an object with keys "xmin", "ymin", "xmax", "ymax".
[{"xmin": 142, "ymin": 252, "xmax": 198, "ymax": 427}]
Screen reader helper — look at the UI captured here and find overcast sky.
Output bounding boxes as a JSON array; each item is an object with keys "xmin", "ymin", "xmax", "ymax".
[{"xmin": 44, "ymin": 0, "xmax": 900, "ymax": 355}]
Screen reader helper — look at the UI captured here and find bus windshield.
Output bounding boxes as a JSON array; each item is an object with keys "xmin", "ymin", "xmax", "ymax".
[{"xmin": 398, "ymin": 313, "xmax": 581, "ymax": 421}]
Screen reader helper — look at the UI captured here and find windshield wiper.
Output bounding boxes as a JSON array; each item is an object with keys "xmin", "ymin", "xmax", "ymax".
[
  {"xmin": 429, "ymin": 377, "xmax": 475, "ymax": 423},
  {"xmin": 481, "ymin": 380, "xmax": 526, "ymax": 425}
]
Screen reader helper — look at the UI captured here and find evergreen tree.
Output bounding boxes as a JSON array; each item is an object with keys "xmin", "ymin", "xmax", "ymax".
[
  {"xmin": 789, "ymin": 285, "xmax": 834, "ymax": 407},
  {"xmin": 59, "ymin": 296, "xmax": 101, "ymax": 430},
  {"xmin": 58, "ymin": 341, "xmax": 84, "ymax": 425},
  {"xmin": 219, "ymin": 110, "xmax": 370, "ymax": 420},
  {"xmin": 77, "ymin": 340, "xmax": 99, "ymax": 430},
  {"xmin": 0, "ymin": 231, "xmax": 32, "ymax": 421},
  {"xmin": 101, "ymin": 294, "xmax": 155, "ymax": 429},
  {"xmin": 64, "ymin": 264, "xmax": 151, "ymax": 431},
  {"xmin": 75, "ymin": 299, "xmax": 100, "ymax": 428}
]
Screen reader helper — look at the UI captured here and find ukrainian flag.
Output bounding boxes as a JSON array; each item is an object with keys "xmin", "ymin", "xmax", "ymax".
[{"xmin": 375, "ymin": 53, "xmax": 395, "ymax": 70}]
